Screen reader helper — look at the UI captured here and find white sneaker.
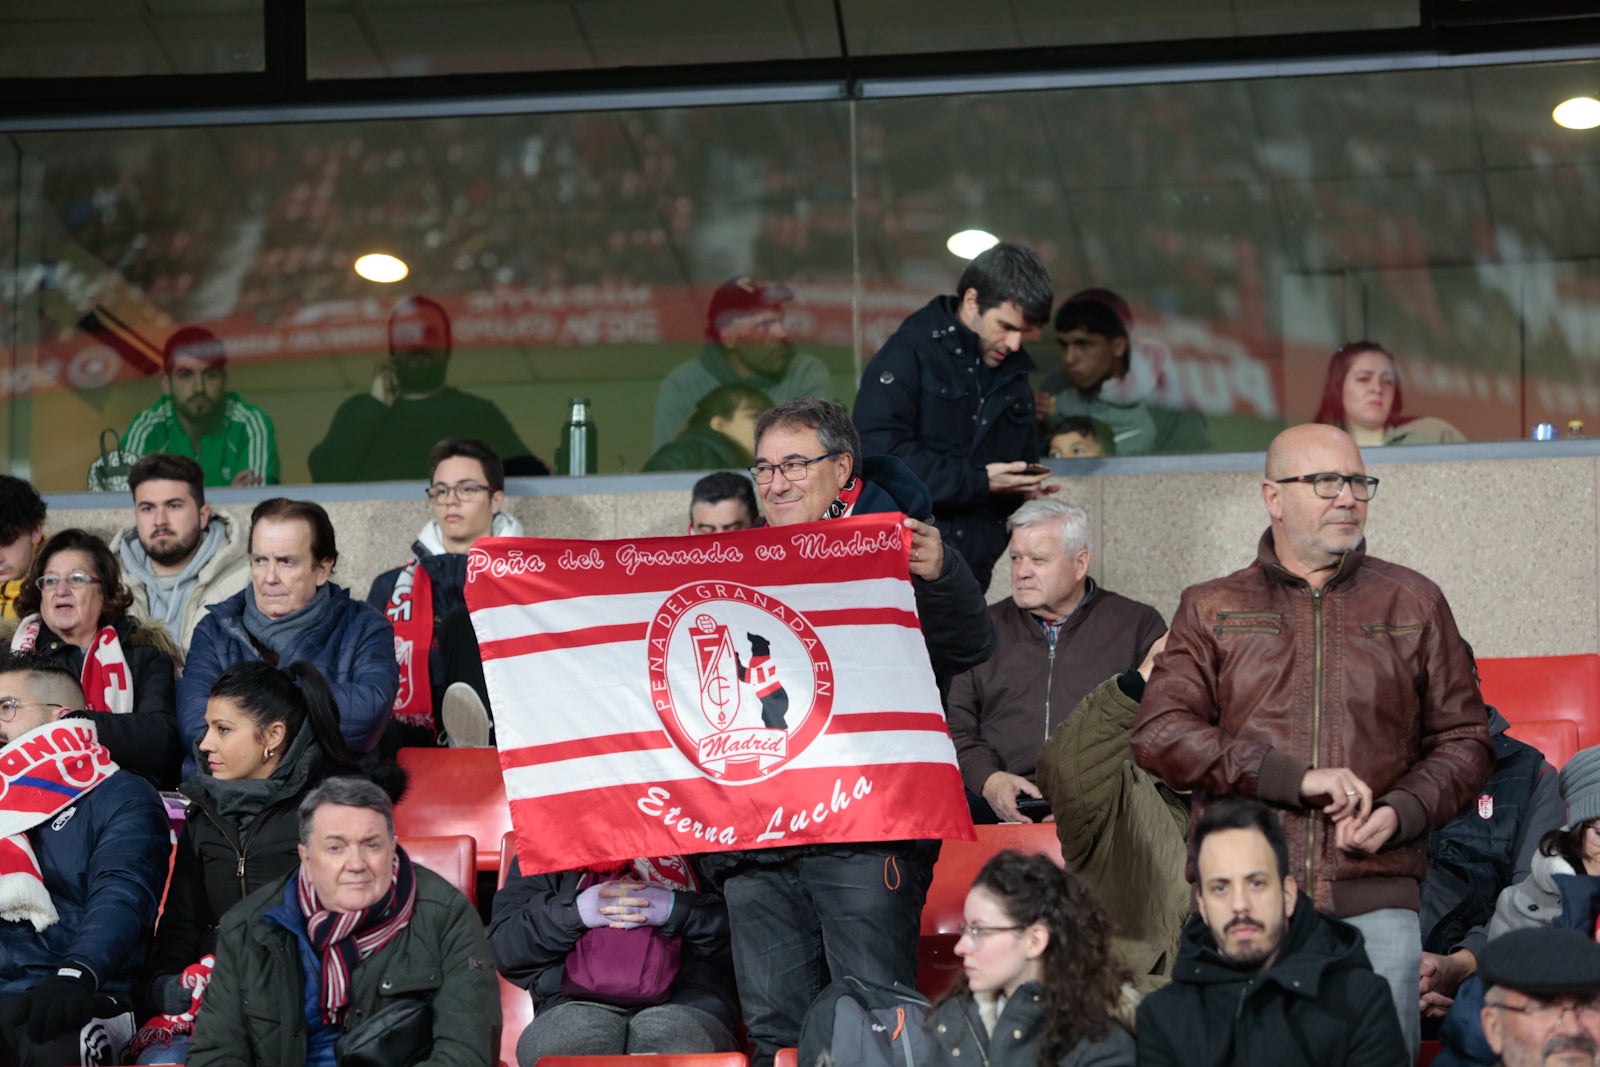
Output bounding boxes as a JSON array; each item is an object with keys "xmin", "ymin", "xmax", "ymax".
[{"xmin": 442, "ymin": 682, "xmax": 492, "ymax": 748}]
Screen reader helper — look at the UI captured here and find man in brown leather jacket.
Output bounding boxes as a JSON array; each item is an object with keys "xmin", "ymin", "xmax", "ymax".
[{"xmin": 1130, "ymin": 422, "xmax": 1492, "ymax": 1061}]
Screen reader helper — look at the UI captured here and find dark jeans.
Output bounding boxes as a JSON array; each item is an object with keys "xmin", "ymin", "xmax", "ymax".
[{"xmin": 722, "ymin": 844, "xmax": 936, "ymax": 1067}]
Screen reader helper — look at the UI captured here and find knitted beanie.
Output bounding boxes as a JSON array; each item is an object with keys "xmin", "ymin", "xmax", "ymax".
[{"xmin": 1560, "ymin": 744, "xmax": 1600, "ymax": 826}]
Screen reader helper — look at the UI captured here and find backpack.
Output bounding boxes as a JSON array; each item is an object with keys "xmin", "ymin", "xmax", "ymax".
[{"xmin": 797, "ymin": 976, "xmax": 936, "ymax": 1067}]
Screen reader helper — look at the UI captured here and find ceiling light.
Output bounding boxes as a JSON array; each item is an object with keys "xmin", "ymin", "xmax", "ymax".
[
  {"xmin": 946, "ymin": 229, "xmax": 999, "ymax": 259},
  {"xmin": 354, "ymin": 252, "xmax": 409, "ymax": 283},
  {"xmin": 1553, "ymin": 97, "xmax": 1600, "ymax": 130}
]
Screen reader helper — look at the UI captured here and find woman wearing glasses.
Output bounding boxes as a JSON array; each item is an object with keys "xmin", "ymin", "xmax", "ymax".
[
  {"xmin": 928, "ymin": 850, "xmax": 1134, "ymax": 1067},
  {"xmin": 1313, "ymin": 342, "xmax": 1465, "ymax": 447},
  {"xmin": 6, "ymin": 527, "xmax": 183, "ymax": 787},
  {"xmin": 178, "ymin": 499, "xmax": 398, "ymax": 775}
]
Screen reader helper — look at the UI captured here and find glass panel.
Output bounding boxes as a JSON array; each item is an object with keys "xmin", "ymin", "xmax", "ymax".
[
  {"xmin": 840, "ymin": 0, "xmax": 1416, "ymax": 55},
  {"xmin": 306, "ymin": 0, "xmax": 841, "ymax": 79},
  {"xmin": 0, "ymin": 0, "xmax": 264, "ymax": 77}
]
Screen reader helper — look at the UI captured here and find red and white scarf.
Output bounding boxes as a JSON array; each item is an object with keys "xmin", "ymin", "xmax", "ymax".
[
  {"xmin": 10, "ymin": 615, "xmax": 133, "ymax": 715},
  {"xmin": 129, "ymin": 954, "xmax": 214, "ymax": 1058},
  {"xmin": 0, "ymin": 718, "xmax": 118, "ymax": 930},
  {"xmin": 299, "ymin": 847, "xmax": 419, "ymax": 1025},
  {"xmin": 383, "ymin": 563, "xmax": 436, "ymax": 731},
  {"xmin": 584, "ymin": 855, "xmax": 697, "ymax": 892}
]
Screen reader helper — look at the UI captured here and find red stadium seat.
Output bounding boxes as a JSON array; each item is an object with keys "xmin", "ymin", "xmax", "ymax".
[
  {"xmin": 774, "ymin": 1050, "xmax": 798, "ymax": 1067},
  {"xmin": 399, "ymin": 834, "xmax": 477, "ymax": 907},
  {"xmin": 1478, "ymin": 654, "xmax": 1600, "ymax": 752},
  {"xmin": 1505, "ymin": 717, "xmax": 1581, "ymax": 769},
  {"xmin": 498, "ymin": 830, "xmax": 518, "ymax": 889},
  {"xmin": 918, "ymin": 824, "xmax": 1063, "ymax": 997},
  {"xmin": 534, "ymin": 1057, "xmax": 748, "ymax": 1066},
  {"xmin": 394, "ymin": 748, "xmax": 512, "ymax": 872},
  {"xmin": 500, "ymin": 975, "xmax": 532, "ymax": 1067},
  {"xmin": 1418, "ymin": 1039, "xmax": 1442, "ymax": 1066}
]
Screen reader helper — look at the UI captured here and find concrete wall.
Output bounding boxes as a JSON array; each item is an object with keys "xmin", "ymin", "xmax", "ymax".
[{"xmin": 40, "ymin": 441, "xmax": 1600, "ymax": 658}]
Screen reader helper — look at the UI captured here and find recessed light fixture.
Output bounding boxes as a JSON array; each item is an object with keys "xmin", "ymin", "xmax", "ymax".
[
  {"xmin": 1553, "ymin": 97, "xmax": 1600, "ymax": 130},
  {"xmin": 946, "ymin": 229, "xmax": 1000, "ymax": 259},
  {"xmin": 354, "ymin": 252, "xmax": 409, "ymax": 283}
]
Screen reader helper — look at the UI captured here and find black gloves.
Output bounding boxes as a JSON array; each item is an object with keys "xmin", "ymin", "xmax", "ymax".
[{"xmin": 27, "ymin": 967, "xmax": 95, "ymax": 1044}]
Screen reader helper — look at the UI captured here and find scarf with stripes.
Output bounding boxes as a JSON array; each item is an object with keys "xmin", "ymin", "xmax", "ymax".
[{"xmin": 297, "ymin": 846, "xmax": 418, "ymax": 1025}]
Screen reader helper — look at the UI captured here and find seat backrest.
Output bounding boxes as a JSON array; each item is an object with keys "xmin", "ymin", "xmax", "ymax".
[
  {"xmin": 921, "ymin": 824, "xmax": 1063, "ymax": 936},
  {"xmin": 1478, "ymin": 654, "xmax": 1600, "ymax": 752},
  {"xmin": 400, "ymin": 834, "xmax": 477, "ymax": 907},
  {"xmin": 774, "ymin": 1050, "xmax": 798, "ymax": 1067},
  {"xmin": 533, "ymin": 1056, "xmax": 749, "ymax": 1066},
  {"xmin": 498, "ymin": 830, "xmax": 518, "ymax": 889},
  {"xmin": 394, "ymin": 747, "xmax": 512, "ymax": 872},
  {"xmin": 1505, "ymin": 718, "xmax": 1580, "ymax": 770},
  {"xmin": 499, "ymin": 975, "xmax": 531, "ymax": 1067}
]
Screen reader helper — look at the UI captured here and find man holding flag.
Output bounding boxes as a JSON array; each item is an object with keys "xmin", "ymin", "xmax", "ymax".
[
  {"xmin": 0, "ymin": 653, "xmax": 170, "ymax": 1067},
  {"xmin": 708, "ymin": 397, "xmax": 994, "ymax": 1066}
]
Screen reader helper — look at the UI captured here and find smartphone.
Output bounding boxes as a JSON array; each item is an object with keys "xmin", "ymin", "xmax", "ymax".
[
  {"xmin": 1016, "ymin": 795, "xmax": 1052, "ymax": 820},
  {"xmin": 1022, "ymin": 463, "xmax": 1051, "ymax": 476}
]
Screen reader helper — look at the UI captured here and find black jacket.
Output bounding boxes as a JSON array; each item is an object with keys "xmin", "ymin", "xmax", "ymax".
[
  {"xmin": 854, "ymin": 296, "xmax": 1039, "ymax": 587},
  {"xmin": 34, "ymin": 616, "xmax": 183, "ymax": 789},
  {"xmin": 487, "ymin": 859, "xmax": 739, "ymax": 1030},
  {"xmin": 1136, "ymin": 894, "xmax": 1409, "ymax": 1067}
]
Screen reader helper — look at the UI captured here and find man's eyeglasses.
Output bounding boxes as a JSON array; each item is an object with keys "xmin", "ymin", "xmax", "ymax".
[
  {"xmin": 955, "ymin": 923, "xmax": 1025, "ymax": 941},
  {"xmin": 1272, "ymin": 472, "xmax": 1380, "ymax": 502},
  {"xmin": 748, "ymin": 452, "xmax": 841, "ymax": 485},
  {"xmin": 1489, "ymin": 997, "xmax": 1600, "ymax": 1024},
  {"xmin": 0, "ymin": 698, "xmax": 67, "ymax": 723},
  {"xmin": 35, "ymin": 572, "xmax": 101, "ymax": 593},
  {"xmin": 425, "ymin": 481, "xmax": 491, "ymax": 503}
]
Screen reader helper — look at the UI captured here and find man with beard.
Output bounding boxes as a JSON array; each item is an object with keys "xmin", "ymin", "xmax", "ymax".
[
  {"xmin": 1136, "ymin": 798, "xmax": 1408, "ymax": 1067},
  {"xmin": 123, "ymin": 327, "xmax": 280, "ymax": 487},
  {"xmin": 652, "ymin": 278, "xmax": 832, "ymax": 450},
  {"xmin": 309, "ymin": 295, "xmax": 531, "ymax": 483},
  {"xmin": 1479, "ymin": 927, "xmax": 1600, "ymax": 1067},
  {"xmin": 114, "ymin": 453, "xmax": 250, "ymax": 657}
]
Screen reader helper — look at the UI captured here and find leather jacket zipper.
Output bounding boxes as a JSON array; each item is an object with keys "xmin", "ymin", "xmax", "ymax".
[{"xmin": 1308, "ymin": 587, "xmax": 1324, "ymax": 890}]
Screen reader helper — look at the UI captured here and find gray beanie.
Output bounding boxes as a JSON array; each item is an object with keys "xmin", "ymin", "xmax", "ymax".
[{"xmin": 1560, "ymin": 744, "xmax": 1600, "ymax": 826}]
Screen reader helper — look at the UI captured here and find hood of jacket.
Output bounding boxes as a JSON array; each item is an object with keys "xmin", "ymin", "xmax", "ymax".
[
  {"xmin": 115, "ymin": 513, "xmax": 248, "ymax": 586},
  {"xmin": 413, "ymin": 510, "xmax": 525, "ymax": 558},
  {"xmin": 1173, "ymin": 890, "xmax": 1371, "ymax": 996},
  {"xmin": 855, "ymin": 455, "xmax": 934, "ymax": 522}
]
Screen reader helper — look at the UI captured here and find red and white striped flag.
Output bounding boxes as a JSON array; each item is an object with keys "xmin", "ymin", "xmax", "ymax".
[{"xmin": 465, "ymin": 512, "xmax": 974, "ymax": 875}]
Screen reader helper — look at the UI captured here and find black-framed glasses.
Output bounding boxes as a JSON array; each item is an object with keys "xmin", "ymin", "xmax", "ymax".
[
  {"xmin": 1272, "ymin": 472, "xmax": 1380, "ymax": 502},
  {"xmin": 0, "ymin": 698, "xmax": 67, "ymax": 723},
  {"xmin": 955, "ymin": 923, "xmax": 1025, "ymax": 941},
  {"xmin": 425, "ymin": 481, "xmax": 491, "ymax": 503},
  {"xmin": 35, "ymin": 572, "xmax": 101, "ymax": 592},
  {"xmin": 748, "ymin": 452, "xmax": 841, "ymax": 485}
]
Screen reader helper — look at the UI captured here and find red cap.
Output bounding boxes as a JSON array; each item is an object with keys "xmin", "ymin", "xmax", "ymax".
[
  {"xmin": 705, "ymin": 278, "xmax": 793, "ymax": 340},
  {"xmin": 389, "ymin": 295, "xmax": 452, "ymax": 353}
]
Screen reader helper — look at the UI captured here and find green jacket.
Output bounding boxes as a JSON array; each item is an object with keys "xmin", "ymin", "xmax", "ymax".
[
  {"xmin": 123, "ymin": 392, "xmax": 281, "ymax": 486},
  {"xmin": 1035, "ymin": 674, "xmax": 1190, "ymax": 993},
  {"xmin": 188, "ymin": 863, "xmax": 500, "ymax": 1067}
]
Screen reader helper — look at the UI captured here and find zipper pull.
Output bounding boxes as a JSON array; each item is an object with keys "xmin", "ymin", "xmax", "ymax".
[{"xmin": 237, "ymin": 856, "xmax": 245, "ymax": 879}]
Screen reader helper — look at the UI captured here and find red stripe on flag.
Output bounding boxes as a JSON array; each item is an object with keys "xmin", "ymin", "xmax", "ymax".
[
  {"xmin": 805, "ymin": 607, "xmax": 921, "ymax": 629},
  {"xmin": 500, "ymin": 729, "xmax": 674, "ymax": 769},
  {"xmin": 825, "ymin": 712, "xmax": 952, "ymax": 735},
  {"xmin": 480, "ymin": 622, "xmax": 646, "ymax": 661}
]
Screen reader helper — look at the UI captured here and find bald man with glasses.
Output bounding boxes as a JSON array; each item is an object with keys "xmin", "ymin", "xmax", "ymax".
[{"xmin": 1131, "ymin": 423, "xmax": 1493, "ymax": 1061}]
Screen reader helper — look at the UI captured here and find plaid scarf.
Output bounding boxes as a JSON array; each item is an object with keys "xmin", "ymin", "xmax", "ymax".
[{"xmin": 297, "ymin": 846, "xmax": 418, "ymax": 1025}]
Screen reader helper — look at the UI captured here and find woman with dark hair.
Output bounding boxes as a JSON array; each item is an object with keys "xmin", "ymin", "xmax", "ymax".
[
  {"xmin": 132, "ymin": 660, "xmax": 370, "ymax": 1065},
  {"xmin": 178, "ymin": 498, "xmax": 398, "ymax": 771},
  {"xmin": 928, "ymin": 850, "xmax": 1134, "ymax": 1067},
  {"xmin": 1312, "ymin": 341, "xmax": 1465, "ymax": 446},
  {"xmin": 8, "ymin": 527, "xmax": 182, "ymax": 787}
]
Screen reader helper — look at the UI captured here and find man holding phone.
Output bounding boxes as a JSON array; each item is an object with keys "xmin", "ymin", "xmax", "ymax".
[{"xmin": 853, "ymin": 242, "xmax": 1058, "ymax": 589}]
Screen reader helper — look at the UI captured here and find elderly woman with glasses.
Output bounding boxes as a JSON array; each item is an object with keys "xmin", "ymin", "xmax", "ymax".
[
  {"xmin": 927, "ymin": 850, "xmax": 1134, "ymax": 1067},
  {"xmin": 6, "ymin": 527, "xmax": 182, "ymax": 787},
  {"xmin": 1313, "ymin": 341, "xmax": 1466, "ymax": 447}
]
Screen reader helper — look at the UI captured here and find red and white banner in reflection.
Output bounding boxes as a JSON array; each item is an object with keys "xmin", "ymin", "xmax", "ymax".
[{"xmin": 464, "ymin": 513, "xmax": 973, "ymax": 875}]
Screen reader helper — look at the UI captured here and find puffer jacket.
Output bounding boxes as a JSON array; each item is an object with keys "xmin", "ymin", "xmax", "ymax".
[
  {"xmin": 854, "ymin": 296, "xmax": 1040, "ymax": 587},
  {"xmin": 0, "ymin": 766, "xmax": 170, "ymax": 996},
  {"xmin": 1136, "ymin": 895, "xmax": 1409, "ymax": 1067},
  {"xmin": 487, "ymin": 858, "xmax": 739, "ymax": 1031},
  {"xmin": 178, "ymin": 584, "xmax": 397, "ymax": 766},
  {"xmin": 25, "ymin": 616, "xmax": 183, "ymax": 789},
  {"xmin": 1036, "ymin": 673, "xmax": 1190, "ymax": 991},
  {"xmin": 927, "ymin": 985, "xmax": 1135, "ymax": 1067},
  {"xmin": 1131, "ymin": 531, "xmax": 1493, "ymax": 917},
  {"xmin": 187, "ymin": 861, "xmax": 500, "ymax": 1067}
]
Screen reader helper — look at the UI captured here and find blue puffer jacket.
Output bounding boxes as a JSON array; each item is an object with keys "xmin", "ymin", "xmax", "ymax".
[
  {"xmin": 177, "ymin": 584, "xmax": 398, "ymax": 771},
  {"xmin": 0, "ymin": 768, "xmax": 170, "ymax": 996}
]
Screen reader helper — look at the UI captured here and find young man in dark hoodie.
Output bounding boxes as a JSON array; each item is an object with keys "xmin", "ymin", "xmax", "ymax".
[{"xmin": 1137, "ymin": 798, "xmax": 1409, "ymax": 1067}]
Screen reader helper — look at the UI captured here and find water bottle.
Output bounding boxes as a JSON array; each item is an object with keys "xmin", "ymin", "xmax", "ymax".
[
  {"xmin": 1533, "ymin": 423, "xmax": 1558, "ymax": 441},
  {"xmin": 557, "ymin": 397, "xmax": 597, "ymax": 476}
]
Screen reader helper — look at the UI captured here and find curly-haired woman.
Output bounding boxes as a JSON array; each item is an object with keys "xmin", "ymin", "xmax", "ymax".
[{"xmin": 927, "ymin": 850, "xmax": 1135, "ymax": 1067}]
